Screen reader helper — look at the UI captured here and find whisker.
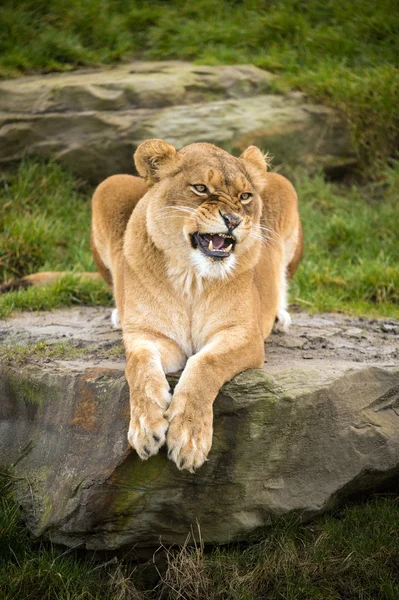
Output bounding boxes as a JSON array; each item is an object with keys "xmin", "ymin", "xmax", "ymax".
[
  {"xmin": 253, "ymin": 223, "xmax": 280, "ymax": 238},
  {"xmin": 152, "ymin": 207, "xmax": 197, "ymax": 222},
  {"xmin": 253, "ymin": 223, "xmax": 273, "ymax": 232},
  {"xmin": 152, "ymin": 214, "xmax": 192, "ymax": 222},
  {"xmin": 249, "ymin": 231, "xmax": 282, "ymax": 250},
  {"xmin": 253, "ymin": 224, "xmax": 282, "ymax": 246},
  {"xmin": 160, "ymin": 206, "xmax": 197, "ymax": 216}
]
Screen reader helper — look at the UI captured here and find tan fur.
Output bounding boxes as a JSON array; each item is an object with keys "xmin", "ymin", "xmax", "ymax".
[{"xmin": 91, "ymin": 140, "xmax": 303, "ymax": 472}]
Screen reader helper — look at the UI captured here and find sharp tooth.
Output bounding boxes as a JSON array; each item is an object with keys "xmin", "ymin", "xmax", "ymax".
[
  {"xmin": 225, "ymin": 243, "xmax": 233, "ymax": 253},
  {"xmin": 208, "ymin": 239, "xmax": 214, "ymax": 251}
]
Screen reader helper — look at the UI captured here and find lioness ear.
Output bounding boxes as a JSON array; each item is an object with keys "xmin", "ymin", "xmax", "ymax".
[
  {"xmin": 134, "ymin": 139, "xmax": 179, "ymax": 185},
  {"xmin": 240, "ymin": 146, "xmax": 270, "ymax": 173},
  {"xmin": 240, "ymin": 146, "xmax": 270, "ymax": 191}
]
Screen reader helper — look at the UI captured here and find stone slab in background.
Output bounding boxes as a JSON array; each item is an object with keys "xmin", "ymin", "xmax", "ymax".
[
  {"xmin": 0, "ymin": 62, "xmax": 275, "ymax": 113},
  {"xmin": 0, "ymin": 308, "xmax": 398, "ymax": 552},
  {"xmin": 0, "ymin": 62, "xmax": 357, "ymax": 183}
]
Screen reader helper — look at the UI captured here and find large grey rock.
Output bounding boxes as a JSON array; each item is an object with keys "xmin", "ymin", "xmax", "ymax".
[
  {"xmin": 0, "ymin": 308, "xmax": 398, "ymax": 552},
  {"xmin": 0, "ymin": 62, "xmax": 274, "ymax": 113},
  {"xmin": 0, "ymin": 62, "xmax": 356, "ymax": 183}
]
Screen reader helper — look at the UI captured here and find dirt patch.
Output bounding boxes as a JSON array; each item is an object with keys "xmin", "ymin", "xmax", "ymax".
[{"xmin": 1, "ymin": 307, "xmax": 397, "ymax": 369}]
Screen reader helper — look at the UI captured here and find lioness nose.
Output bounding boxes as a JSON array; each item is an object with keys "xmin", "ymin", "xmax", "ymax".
[{"xmin": 221, "ymin": 213, "xmax": 242, "ymax": 231}]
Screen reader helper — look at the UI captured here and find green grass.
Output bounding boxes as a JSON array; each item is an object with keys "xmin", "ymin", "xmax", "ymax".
[
  {"xmin": 0, "ymin": 472, "xmax": 111, "ymax": 600},
  {"xmin": 0, "ymin": 161, "xmax": 112, "ymax": 317},
  {"xmin": 290, "ymin": 162, "xmax": 399, "ymax": 318},
  {"xmin": 1, "ymin": 159, "xmax": 398, "ymax": 319},
  {"xmin": 0, "ymin": 161, "xmax": 93, "ymax": 280},
  {"xmin": 0, "ymin": 340, "xmax": 86, "ymax": 363},
  {"xmin": 0, "ymin": 339, "xmax": 125, "ymax": 363},
  {"xmin": 1, "ymin": 0, "xmax": 398, "ymax": 168},
  {"xmin": 2, "ymin": 470, "xmax": 399, "ymax": 599},
  {"xmin": 0, "ymin": 275, "xmax": 112, "ymax": 318}
]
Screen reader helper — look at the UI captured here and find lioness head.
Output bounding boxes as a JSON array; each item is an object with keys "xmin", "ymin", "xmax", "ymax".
[{"xmin": 134, "ymin": 140, "xmax": 268, "ymax": 282}]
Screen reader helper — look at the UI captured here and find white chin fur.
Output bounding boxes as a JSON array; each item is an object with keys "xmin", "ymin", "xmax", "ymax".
[
  {"xmin": 190, "ymin": 251, "xmax": 236, "ymax": 281},
  {"xmin": 111, "ymin": 308, "xmax": 121, "ymax": 329}
]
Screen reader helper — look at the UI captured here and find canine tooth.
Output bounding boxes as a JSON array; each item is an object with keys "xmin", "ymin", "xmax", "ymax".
[
  {"xmin": 208, "ymin": 239, "xmax": 214, "ymax": 251},
  {"xmin": 225, "ymin": 244, "xmax": 233, "ymax": 253}
]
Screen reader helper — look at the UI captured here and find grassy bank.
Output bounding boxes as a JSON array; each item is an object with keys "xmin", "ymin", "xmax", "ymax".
[
  {"xmin": 2, "ymin": 471, "xmax": 399, "ymax": 599},
  {"xmin": 1, "ymin": 0, "xmax": 398, "ymax": 168},
  {"xmin": 1, "ymin": 160, "xmax": 398, "ymax": 319}
]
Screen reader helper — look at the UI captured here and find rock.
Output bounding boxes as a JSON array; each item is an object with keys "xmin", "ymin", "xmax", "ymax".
[
  {"xmin": 0, "ymin": 63, "xmax": 275, "ymax": 113},
  {"xmin": 381, "ymin": 323, "xmax": 398, "ymax": 334},
  {"xmin": 0, "ymin": 62, "xmax": 357, "ymax": 183},
  {"xmin": 1, "ymin": 308, "xmax": 398, "ymax": 553},
  {"xmin": 344, "ymin": 327, "xmax": 363, "ymax": 338}
]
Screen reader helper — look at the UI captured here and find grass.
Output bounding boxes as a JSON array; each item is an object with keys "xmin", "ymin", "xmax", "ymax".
[
  {"xmin": 290, "ymin": 162, "xmax": 399, "ymax": 318},
  {"xmin": 156, "ymin": 499, "xmax": 399, "ymax": 600},
  {"xmin": 0, "ymin": 160, "xmax": 94, "ymax": 281},
  {"xmin": 2, "ymin": 470, "xmax": 399, "ymax": 599},
  {"xmin": 0, "ymin": 161, "xmax": 112, "ymax": 318},
  {"xmin": 0, "ymin": 340, "xmax": 87, "ymax": 363},
  {"xmin": 0, "ymin": 0, "xmax": 398, "ymax": 168},
  {"xmin": 0, "ymin": 275, "xmax": 112, "ymax": 318},
  {"xmin": 0, "ymin": 472, "xmax": 112, "ymax": 600},
  {"xmin": 1, "ymin": 159, "xmax": 398, "ymax": 320},
  {"xmin": 0, "ymin": 339, "xmax": 125, "ymax": 364}
]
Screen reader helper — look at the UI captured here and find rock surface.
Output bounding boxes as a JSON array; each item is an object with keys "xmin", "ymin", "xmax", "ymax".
[
  {"xmin": 1, "ymin": 307, "xmax": 398, "ymax": 552},
  {"xmin": 0, "ymin": 62, "xmax": 356, "ymax": 183}
]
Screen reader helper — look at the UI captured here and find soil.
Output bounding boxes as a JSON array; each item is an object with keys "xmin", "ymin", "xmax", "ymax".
[{"xmin": 1, "ymin": 307, "xmax": 397, "ymax": 370}]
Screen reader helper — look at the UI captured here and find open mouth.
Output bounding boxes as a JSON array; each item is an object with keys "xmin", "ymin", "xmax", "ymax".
[{"xmin": 191, "ymin": 232, "xmax": 236, "ymax": 260}]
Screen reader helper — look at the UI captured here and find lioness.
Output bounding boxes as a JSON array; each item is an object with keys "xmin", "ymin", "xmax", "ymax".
[{"xmin": 91, "ymin": 140, "xmax": 303, "ymax": 472}]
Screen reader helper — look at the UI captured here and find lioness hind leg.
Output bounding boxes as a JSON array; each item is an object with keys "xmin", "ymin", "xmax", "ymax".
[
  {"xmin": 111, "ymin": 308, "xmax": 121, "ymax": 329},
  {"xmin": 91, "ymin": 175, "xmax": 148, "ymax": 325},
  {"xmin": 274, "ymin": 265, "xmax": 292, "ymax": 333},
  {"xmin": 274, "ymin": 222, "xmax": 303, "ymax": 333},
  {"xmin": 287, "ymin": 221, "xmax": 304, "ymax": 280},
  {"xmin": 0, "ymin": 271, "xmax": 102, "ymax": 294}
]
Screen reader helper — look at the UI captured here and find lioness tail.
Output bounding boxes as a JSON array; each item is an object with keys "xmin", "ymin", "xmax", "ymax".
[{"xmin": 0, "ymin": 272, "xmax": 102, "ymax": 294}]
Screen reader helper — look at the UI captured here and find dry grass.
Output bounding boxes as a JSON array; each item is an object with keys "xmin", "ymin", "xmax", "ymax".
[{"xmin": 2, "ymin": 466, "xmax": 399, "ymax": 600}]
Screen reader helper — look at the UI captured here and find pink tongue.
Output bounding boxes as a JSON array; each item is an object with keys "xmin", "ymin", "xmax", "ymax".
[{"xmin": 212, "ymin": 234, "xmax": 225, "ymax": 250}]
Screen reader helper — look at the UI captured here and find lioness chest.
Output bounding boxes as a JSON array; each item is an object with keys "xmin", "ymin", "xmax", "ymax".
[
  {"xmin": 122, "ymin": 207, "xmax": 259, "ymax": 365},
  {"xmin": 123, "ymin": 258, "xmax": 257, "ymax": 368}
]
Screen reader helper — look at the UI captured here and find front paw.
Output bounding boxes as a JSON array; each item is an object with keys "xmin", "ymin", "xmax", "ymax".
[
  {"xmin": 128, "ymin": 383, "xmax": 171, "ymax": 460},
  {"xmin": 166, "ymin": 402, "xmax": 213, "ymax": 473},
  {"xmin": 128, "ymin": 406, "xmax": 169, "ymax": 460}
]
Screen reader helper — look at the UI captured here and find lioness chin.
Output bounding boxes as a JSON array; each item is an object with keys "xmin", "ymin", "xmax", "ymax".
[{"xmin": 91, "ymin": 140, "xmax": 303, "ymax": 472}]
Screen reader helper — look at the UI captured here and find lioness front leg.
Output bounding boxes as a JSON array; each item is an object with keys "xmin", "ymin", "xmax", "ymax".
[
  {"xmin": 166, "ymin": 330, "xmax": 264, "ymax": 472},
  {"xmin": 124, "ymin": 335, "xmax": 184, "ymax": 459}
]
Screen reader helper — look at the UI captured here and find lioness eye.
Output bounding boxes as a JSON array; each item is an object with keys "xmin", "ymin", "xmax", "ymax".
[
  {"xmin": 191, "ymin": 184, "xmax": 209, "ymax": 194},
  {"xmin": 240, "ymin": 192, "xmax": 253, "ymax": 204}
]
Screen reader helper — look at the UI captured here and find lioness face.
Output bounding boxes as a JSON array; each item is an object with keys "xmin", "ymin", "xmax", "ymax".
[{"xmin": 135, "ymin": 141, "xmax": 267, "ymax": 280}]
